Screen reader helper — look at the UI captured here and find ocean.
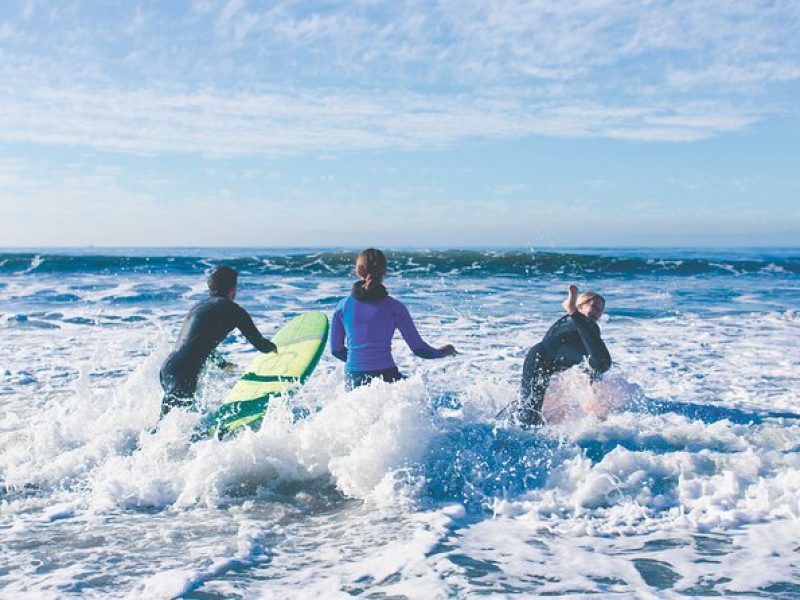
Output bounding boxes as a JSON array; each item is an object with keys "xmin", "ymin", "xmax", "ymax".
[{"xmin": 1, "ymin": 247, "xmax": 799, "ymax": 598}]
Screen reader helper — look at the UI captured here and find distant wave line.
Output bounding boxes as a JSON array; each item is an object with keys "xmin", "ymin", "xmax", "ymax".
[{"xmin": 0, "ymin": 250, "xmax": 798, "ymax": 278}]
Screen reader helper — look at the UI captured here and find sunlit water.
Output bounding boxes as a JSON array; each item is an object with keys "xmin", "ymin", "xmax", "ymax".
[{"xmin": 1, "ymin": 248, "xmax": 799, "ymax": 598}]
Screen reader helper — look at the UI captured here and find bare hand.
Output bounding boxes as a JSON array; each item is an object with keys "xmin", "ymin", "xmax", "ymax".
[
  {"xmin": 562, "ymin": 284, "xmax": 578, "ymax": 315},
  {"xmin": 223, "ymin": 362, "xmax": 238, "ymax": 374}
]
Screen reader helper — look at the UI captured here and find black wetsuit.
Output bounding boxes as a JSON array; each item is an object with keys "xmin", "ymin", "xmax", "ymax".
[
  {"xmin": 160, "ymin": 295, "xmax": 276, "ymax": 415},
  {"xmin": 518, "ymin": 312, "xmax": 611, "ymax": 427}
]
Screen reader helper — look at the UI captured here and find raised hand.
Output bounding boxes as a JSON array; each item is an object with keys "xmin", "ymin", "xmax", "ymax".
[{"xmin": 562, "ymin": 284, "xmax": 578, "ymax": 315}]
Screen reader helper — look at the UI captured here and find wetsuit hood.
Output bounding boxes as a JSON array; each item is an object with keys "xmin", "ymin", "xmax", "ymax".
[{"xmin": 351, "ymin": 280, "xmax": 388, "ymax": 301}]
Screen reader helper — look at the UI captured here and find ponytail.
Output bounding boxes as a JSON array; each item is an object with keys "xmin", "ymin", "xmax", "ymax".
[{"xmin": 356, "ymin": 248, "xmax": 387, "ymax": 290}]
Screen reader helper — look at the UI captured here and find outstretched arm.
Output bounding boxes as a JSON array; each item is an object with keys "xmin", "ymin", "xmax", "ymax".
[
  {"xmin": 235, "ymin": 306, "xmax": 277, "ymax": 353},
  {"xmin": 570, "ymin": 312, "xmax": 611, "ymax": 374},
  {"xmin": 330, "ymin": 307, "xmax": 348, "ymax": 362},
  {"xmin": 394, "ymin": 300, "xmax": 456, "ymax": 359}
]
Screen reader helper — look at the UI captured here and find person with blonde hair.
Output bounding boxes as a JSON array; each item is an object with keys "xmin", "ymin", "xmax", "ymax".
[
  {"xmin": 330, "ymin": 248, "xmax": 457, "ymax": 389},
  {"xmin": 516, "ymin": 284, "xmax": 611, "ymax": 427}
]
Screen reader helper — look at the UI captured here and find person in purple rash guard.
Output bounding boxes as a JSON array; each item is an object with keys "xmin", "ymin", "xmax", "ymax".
[{"xmin": 330, "ymin": 248, "xmax": 458, "ymax": 390}]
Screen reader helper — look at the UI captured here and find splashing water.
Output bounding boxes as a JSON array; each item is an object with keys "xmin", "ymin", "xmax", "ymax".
[{"xmin": 1, "ymin": 247, "xmax": 799, "ymax": 597}]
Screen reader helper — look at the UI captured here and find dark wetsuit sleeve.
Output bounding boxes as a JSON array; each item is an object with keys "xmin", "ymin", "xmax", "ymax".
[
  {"xmin": 570, "ymin": 312, "xmax": 611, "ymax": 373},
  {"xmin": 393, "ymin": 300, "xmax": 447, "ymax": 359},
  {"xmin": 234, "ymin": 304, "xmax": 276, "ymax": 353},
  {"xmin": 330, "ymin": 305, "xmax": 348, "ymax": 362}
]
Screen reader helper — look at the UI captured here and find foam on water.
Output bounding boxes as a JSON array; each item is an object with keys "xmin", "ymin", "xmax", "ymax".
[{"xmin": 1, "ymin": 249, "xmax": 800, "ymax": 597}]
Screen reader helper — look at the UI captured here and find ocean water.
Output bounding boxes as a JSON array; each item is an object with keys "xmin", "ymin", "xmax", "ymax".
[{"xmin": 1, "ymin": 247, "xmax": 799, "ymax": 598}]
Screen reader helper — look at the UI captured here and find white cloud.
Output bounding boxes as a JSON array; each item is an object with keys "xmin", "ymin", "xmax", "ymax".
[
  {"xmin": 0, "ymin": 82, "xmax": 763, "ymax": 157},
  {"xmin": 0, "ymin": 1, "xmax": 797, "ymax": 155},
  {"xmin": 199, "ymin": 0, "xmax": 800, "ymax": 90},
  {"xmin": 667, "ymin": 62, "xmax": 800, "ymax": 90}
]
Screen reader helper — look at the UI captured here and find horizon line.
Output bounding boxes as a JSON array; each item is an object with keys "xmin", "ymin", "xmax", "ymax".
[{"xmin": 1, "ymin": 245, "xmax": 799, "ymax": 252}]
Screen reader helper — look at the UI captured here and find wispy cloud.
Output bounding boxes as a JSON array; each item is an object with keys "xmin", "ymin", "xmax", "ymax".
[
  {"xmin": 0, "ymin": 1, "xmax": 797, "ymax": 156},
  {"xmin": 0, "ymin": 82, "xmax": 762, "ymax": 157}
]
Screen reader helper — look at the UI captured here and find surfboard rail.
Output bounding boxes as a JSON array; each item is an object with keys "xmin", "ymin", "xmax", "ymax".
[{"xmin": 206, "ymin": 311, "xmax": 329, "ymax": 438}]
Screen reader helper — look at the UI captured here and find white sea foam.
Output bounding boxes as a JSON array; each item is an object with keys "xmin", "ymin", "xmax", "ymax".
[{"xmin": 1, "ymin": 265, "xmax": 799, "ymax": 596}]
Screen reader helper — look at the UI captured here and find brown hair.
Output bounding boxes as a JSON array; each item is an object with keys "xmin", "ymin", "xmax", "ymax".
[
  {"xmin": 207, "ymin": 265, "xmax": 238, "ymax": 296},
  {"xmin": 355, "ymin": 248, "xmax": 387, "ymax": 290}
]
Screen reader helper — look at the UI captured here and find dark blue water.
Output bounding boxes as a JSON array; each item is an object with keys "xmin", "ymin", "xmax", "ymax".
[{"xmin": 1, "ymin": 247, "xmax": 798, "ymax": 277}]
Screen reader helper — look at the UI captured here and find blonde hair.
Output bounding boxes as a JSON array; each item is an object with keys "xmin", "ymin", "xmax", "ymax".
[
  {"xmin": 577, "ymin": 291, "xmax": 605, "ymax": 307},
  {"xmin": 355, "ymin": 248, "xmax": 387, "ymax": 290}
]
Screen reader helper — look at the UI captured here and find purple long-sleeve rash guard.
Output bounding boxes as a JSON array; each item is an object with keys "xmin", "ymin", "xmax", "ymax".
[{"xmin": 330, "ymin": 283, "xmax": 447, "ymax": 372}]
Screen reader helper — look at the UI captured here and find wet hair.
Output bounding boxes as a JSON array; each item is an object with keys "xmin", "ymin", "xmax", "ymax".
[
  {"xmin": 355, "ymin": 248, "xmax": 387, "ymax": 290},
  {"xmin": 207, "ymin": 265, "xmax": 238, "ymax": 296},
  {"xmin": 577, "ymin": 291, "xmax": 605, "ymax": 308}
]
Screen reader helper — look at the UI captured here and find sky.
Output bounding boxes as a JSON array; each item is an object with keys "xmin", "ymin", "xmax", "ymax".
[{"xmin": 1, "ymin": 0, "xmax": 799, "ymax": 248}]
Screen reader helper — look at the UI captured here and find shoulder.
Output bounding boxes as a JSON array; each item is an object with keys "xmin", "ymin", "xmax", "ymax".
[
  {"xmin": 570, "ymin": 312, "xmax": 601, "ymax": 333},
  {"xmin": 545, "ymin": 314, "xmax": 573, "ymax": 336},
  {"xmin": 226, "ymin": 299, "xmax": 250, "ymax": 318},
  {"xmin": 386, "ymin": 295, "xmax": 411, "ymax": 315},
  {"xmin": 385, "ymin": 295, "xmax": 404, "ymax": 307},
  {"xmin": 193, "ymin": 296, "xmax": 224, "ymax": 313},
  {"xmin": 334, "ymin": 296, "xmax": 351, "ymax": 312},
  {"xmin": 551, "ymin": 314, "xmax": 572, "ymax": 328},
  {"xmin": 204, "ymin": 295, "xmax": 231, "ymax": 305}
]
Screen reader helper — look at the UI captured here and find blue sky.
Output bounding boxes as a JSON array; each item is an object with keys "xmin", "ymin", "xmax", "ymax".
[{"xmin": 1, "ymin": 1, "xmax": 799, "ymax": 247}]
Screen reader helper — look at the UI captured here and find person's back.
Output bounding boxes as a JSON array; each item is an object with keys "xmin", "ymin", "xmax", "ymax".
[
  {"xmin": 330, "ymin": 248, "xmax": 456, "ymax": 389},
  {"xmin": 537, "ymin": 312, "xmax": 610, "ymax": 374},
  {"xmin": 160, "ymin": 265, "xmax": 276, "ymax": 415},
  {"xmin": 335, "ymin": 287, "xmax": 445, "ymax": 373},
  {"xmin": 335, "ymin": 292, "xmax": 396, "ymax": 372},
  {"xmin": 163, "ymin": 295, "xmax": 255, "ymax": 383}
]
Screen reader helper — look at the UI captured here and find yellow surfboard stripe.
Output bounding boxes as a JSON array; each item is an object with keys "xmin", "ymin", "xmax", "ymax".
[{"xmin": 209, "ymin": 311, "xmax": 329, "ymax": 437}]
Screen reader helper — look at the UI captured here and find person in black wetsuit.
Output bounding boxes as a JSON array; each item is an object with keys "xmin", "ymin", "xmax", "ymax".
[
  {"xmin": 517, "ymin": 285, "xmax": 611, "ymax": 427},
  {"xmin": 159, "ymin": 265, "xmax": 277, "ymax": 416}
]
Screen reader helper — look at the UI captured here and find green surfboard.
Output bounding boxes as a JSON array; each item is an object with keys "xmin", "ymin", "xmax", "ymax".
[{"xmin": 208, "ymin": 311, "xmax": 329, "ymax": 437}]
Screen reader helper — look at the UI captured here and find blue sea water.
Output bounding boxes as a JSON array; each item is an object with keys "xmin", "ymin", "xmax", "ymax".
[{"xmin": 1, "ymin": 247, "xmax": 799, "ymax": 598}]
